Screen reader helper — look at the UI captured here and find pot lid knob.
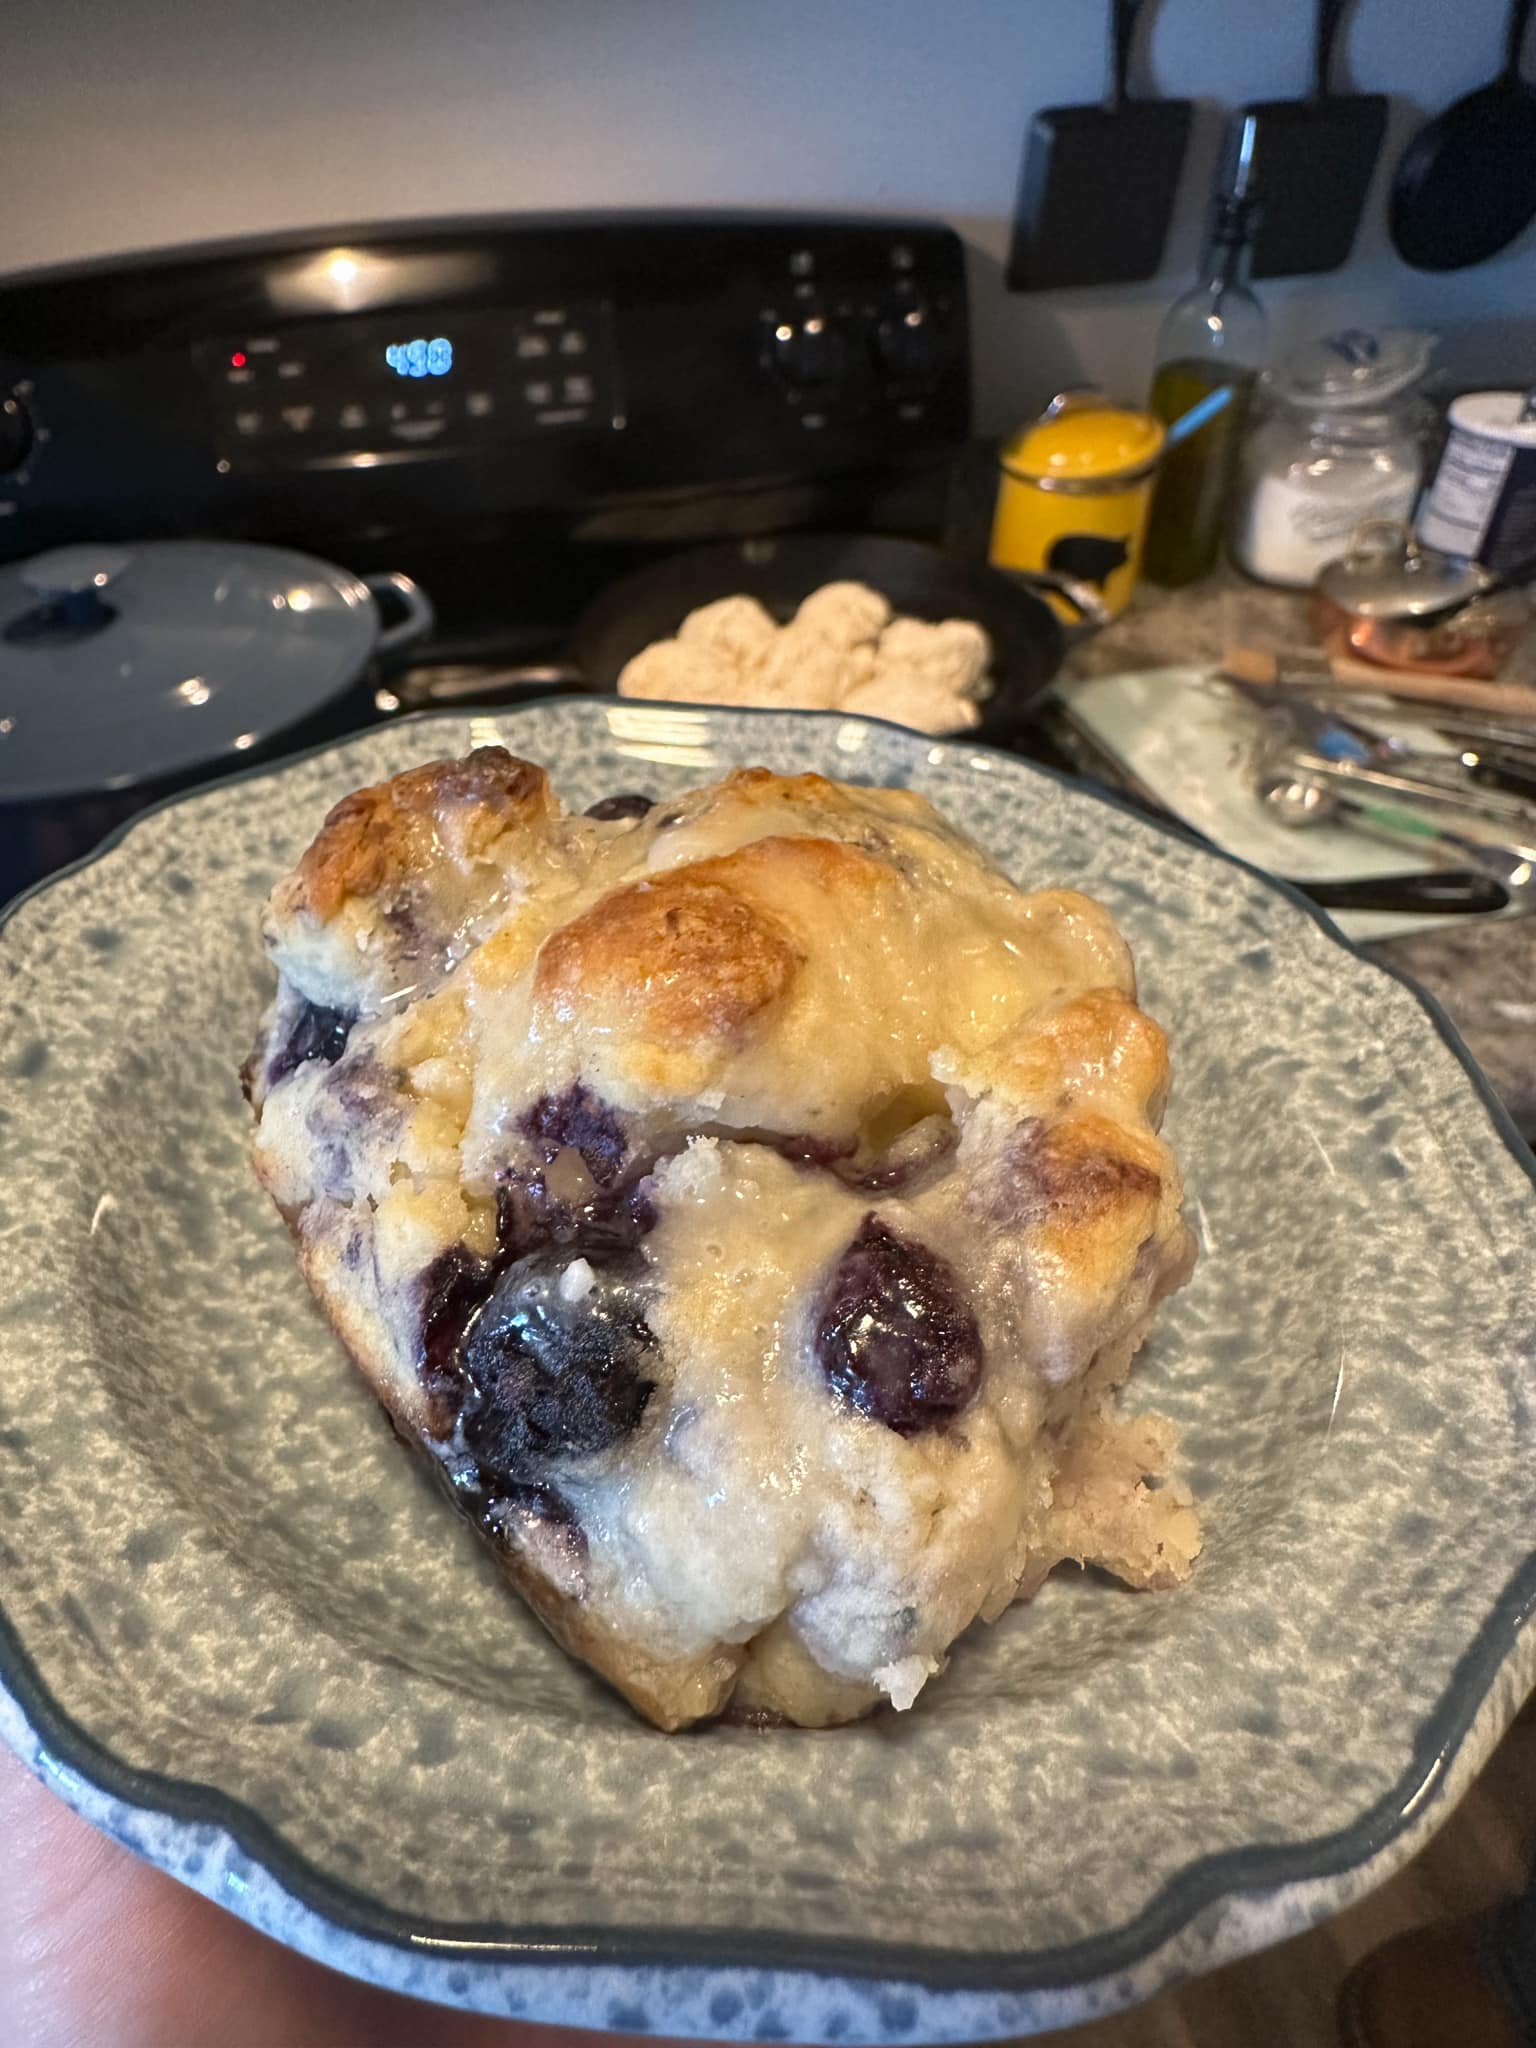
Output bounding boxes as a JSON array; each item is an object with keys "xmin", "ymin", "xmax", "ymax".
[{"xmin": 19, "ymin": 547, "xmax": 131, "ymax": 598}]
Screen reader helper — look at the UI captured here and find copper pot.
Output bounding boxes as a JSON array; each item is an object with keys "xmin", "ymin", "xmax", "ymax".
[{"xmin": 1311, "ymin": 520, "xmax": 1526, "ymax": 680}]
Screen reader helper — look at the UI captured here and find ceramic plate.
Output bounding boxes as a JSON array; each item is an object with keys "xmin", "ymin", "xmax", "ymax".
[{"xmin": 2, "ymin": 701, "xmax": 1534, "ymax": 2043}]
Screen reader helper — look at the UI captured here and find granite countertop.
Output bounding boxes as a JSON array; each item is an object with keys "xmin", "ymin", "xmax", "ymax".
[{"xmin": 1060, "ymin": 571, "xmax": 1536, "ymax": 1144}]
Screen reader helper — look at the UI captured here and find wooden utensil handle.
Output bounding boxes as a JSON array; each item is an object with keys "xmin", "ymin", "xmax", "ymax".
[
  {"xmin": 1326, "ymin": 653, "xmax": 1536, "ymax": 714},
  {"xmin": 1224, "ymin": 645, "xmax": 1536, "ymax": 719}
]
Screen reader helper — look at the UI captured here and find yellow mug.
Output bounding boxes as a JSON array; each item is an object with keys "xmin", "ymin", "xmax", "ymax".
[{"xmin": 990, "ymin": 390, "xmax": 1165, "ymax": 622}]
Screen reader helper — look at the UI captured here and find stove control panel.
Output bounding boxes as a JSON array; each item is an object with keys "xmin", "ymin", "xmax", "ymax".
[
  {"xmin": 757, "ymin": 237, "xmax": 957, "ymax": 426},
  {"xmin": 0, "ymin": 215, "xmax": 969, "ymax": 555},
  {"xmin": 198, "ymin": 300, "xmax": 622, "ymax": 470}
]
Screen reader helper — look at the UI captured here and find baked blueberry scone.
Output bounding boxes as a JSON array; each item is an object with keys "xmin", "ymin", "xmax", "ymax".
[{"xmin": 246, "ymin": 748, "xmax": 1199, "ymax": 1729}]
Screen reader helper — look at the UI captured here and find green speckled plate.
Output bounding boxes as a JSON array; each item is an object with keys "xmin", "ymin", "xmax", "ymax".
[{"xmin": 1, "ymin": 700, "xmax": 1534, "ymax": 2043}]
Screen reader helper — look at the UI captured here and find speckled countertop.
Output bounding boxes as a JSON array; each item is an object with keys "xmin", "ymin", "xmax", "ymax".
[{"xmin": 1060, "ymin": 572, "xmax": 1536, "ymax": 1144}]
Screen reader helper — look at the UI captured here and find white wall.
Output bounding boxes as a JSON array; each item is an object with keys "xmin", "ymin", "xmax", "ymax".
[{"xmin": 9, "ymin": 0, "xmax": 1533, "ymax": 429}]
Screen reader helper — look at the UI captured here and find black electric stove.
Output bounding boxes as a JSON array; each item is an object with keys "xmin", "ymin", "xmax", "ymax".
[
  {"xmin": 0, "ymin": 213, "xmax": 1086, "ymax": 900},
  {"xmin": 0, "ymin": 212, "xmax": 969, "ymax": 662}
]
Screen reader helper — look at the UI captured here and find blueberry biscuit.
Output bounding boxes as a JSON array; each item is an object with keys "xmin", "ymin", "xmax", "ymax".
[{"xmin": 246, "ymin": 748, "xmax": 1198, "ymax": 1729}]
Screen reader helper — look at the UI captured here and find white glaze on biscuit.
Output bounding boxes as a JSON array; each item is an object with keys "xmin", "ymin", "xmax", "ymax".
[{"xmin": 249, "ymin": 751, "xmax": 1198, "ymax": 1728}]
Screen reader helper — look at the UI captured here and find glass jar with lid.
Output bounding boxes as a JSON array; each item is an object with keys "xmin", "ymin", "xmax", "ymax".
[{"xmin": 1229, "ymin": 330, "xmax": 1434, "ymax": 589}]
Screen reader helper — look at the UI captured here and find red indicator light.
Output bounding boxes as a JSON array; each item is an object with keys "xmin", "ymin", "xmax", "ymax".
[{"xmin": 230, "ymin": 351, "xmax": 247, "ymax": 368}]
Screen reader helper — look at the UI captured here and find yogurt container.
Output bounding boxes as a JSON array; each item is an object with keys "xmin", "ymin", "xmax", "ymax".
[{"xmin": 1418, "ymin": 390, "xmax": 1536, "ymax": 574}]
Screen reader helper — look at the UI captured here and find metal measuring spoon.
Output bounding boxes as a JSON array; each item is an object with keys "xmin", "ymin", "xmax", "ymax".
[{"xmin": 1259, "ymin": 770, "xmax": 1522, "ymax": 914}]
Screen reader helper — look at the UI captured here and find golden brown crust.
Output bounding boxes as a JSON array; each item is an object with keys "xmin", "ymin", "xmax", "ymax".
[
  {"xmin": 992, "ymin": 986, "xmax": 1169, "ymax": 1123},
  {"xmin": 1026, "ymin": 1117, "xmax": 1166, "ymax": 1315},
  {"xmin": 534, "ymin": 874, "xmax": 798, "ymax": 1044},
  {"xmin": 532, "ymin": 839, "xmax": 886, "ymax": 1047},
  {"xmin": 1031, "ymin": 1112, "xmax": 1163, "ymax": 1231},
  {"xmin": 709, "ymin": 766, "xmax": 845, "ymax": 810},
  {"xmin": 279, "ymin": 747, "xmax": 554, "ymax": 924}
]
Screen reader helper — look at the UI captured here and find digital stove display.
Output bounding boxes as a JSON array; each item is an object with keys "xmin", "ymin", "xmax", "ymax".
[
  {"xmin": 202, "ymin": 300, "xmax": 617, "ymax": 465},
  {"xmin": 384, "ymin": 336, "xmax": 455, "ymax": 379}
]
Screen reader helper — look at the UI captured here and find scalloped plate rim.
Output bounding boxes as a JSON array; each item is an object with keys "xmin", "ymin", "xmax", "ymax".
[{"xmin": 0, "ymin": 698, "xmax": 1532, "ymax": 2018}]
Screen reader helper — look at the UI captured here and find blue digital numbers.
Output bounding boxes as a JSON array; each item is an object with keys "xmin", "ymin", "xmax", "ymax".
[{"xmin": 384, "ymin": 336, "xmax": 453, "ymax": 379}]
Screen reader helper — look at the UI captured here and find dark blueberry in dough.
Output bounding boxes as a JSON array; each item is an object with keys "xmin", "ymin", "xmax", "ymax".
[
  {"xmin": 752, "ymin": 1120, "xmax": 955, "ymax": 1193},
  {"xmin": 584, "ymin": 1177, "xmax": 658, "ymax": 1252},
  {"xmin": 461, "ymin": 1251, "xmax": 656, "ymax": 1475},
  {"xmin": 440, "ymin": 1454, "xmax": 586, "ymax": 1556},
  {"xmin": 495, "ymin": 1175, "xmax": 555, "ymax": 1263},
  {"xmin": 519, "ymin": 1083, "xmax": 628, "ymax": 1186},
  {"xmin": 813, "ymin": 1214, "xmax": 983, "ymax": 1436},
  {"xmin": 763, "ymin": 1131, "xmax": 860, "ymax": 1170},
  {"xmin": 584, "ymin": 792, "xmax": 655, "ymax": 822},
  {"xmin": 495, "ymin": 1171, "xmax": 656, "ymax": 1264},
  {"xmin": 847, "ymin": 1115, "xmax": 959, "ymax": 1194},
  {"xmin": 267, "ymin": 1002, "xmax": 354, "ymax": 1087},
  {"xmin": 551, "ymin": 1176, "xmax": 657, "ymax": 1258},
  {"xmin": 985, "ymin": 1116, "xmax": 1160, "ymax": 1226},
  {"xmin": 417, "ymin": 1244, "xmax": 496, "ymax": 1404}
]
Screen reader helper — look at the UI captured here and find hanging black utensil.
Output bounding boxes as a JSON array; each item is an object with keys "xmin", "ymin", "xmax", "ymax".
[
  {"xmin": 1390, "ymin": 0, "xmax": 1536, "ymax": 270},
  {"xmin": 1006, "ymin": 0, "xmax": 1192, "ymax": 291},
  {"xmin": 1228, "ymin": 0, "xmax": 1387, "ymax": 278}
]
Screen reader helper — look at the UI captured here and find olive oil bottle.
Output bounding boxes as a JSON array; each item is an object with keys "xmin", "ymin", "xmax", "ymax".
[{"xmin": 1143, "ymin": 195, "xmax": 1266, "ymax": 587}]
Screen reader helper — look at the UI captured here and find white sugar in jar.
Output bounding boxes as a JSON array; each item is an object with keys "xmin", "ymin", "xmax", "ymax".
[{"xmin": 1229, "ymin": 330, "xmax": 1433, "ymax": 589}]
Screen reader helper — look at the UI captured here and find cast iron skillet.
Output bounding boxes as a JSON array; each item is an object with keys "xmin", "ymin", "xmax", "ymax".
[
  {"xmin": 411, "ymin": 534, "xmax": 1106, "ymax": 752},
  {"xmin": 395, "ymin": 538, "xmax": 1503, "ymax": 916},
  {"xmin": 1389, "ymin": 0, "xmax": 1536, "ymax": 270}
]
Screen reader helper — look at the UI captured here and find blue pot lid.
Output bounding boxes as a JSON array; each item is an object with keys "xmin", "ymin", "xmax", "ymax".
[{"xmin": 0, "ymin": 540, "xmax": 382, "ymax": 802}]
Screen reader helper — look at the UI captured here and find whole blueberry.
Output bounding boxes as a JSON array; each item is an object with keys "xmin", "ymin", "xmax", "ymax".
[
  {"xmin": 519, "ymin": 1083, "xmax": 629, "ymax": 1187},
  {"xmin": 584, "ymin": 792, "xmax": 655, "ymax": 822},
  {"xmin": 417, "ymin": 1244, "xmax": 496, "ymax": 1407},
  {"xmin": 495, "ymin": 1169, "xmax": 656, "ymax": 1265},
  {"xmin": 461, "ymin": 1250, "xmax": 656, "ymax": 1478},
  {"xmin": 267, "ymin": 1001, "xmax": 354, "ymax": 1087},
  {"xmin": 813, "ymin": 1214, "xmax": 983, "ymax": 1436}
]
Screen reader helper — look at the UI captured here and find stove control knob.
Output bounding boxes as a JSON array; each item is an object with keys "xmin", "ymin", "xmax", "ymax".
[
  {"xmin": 767, "ymin": 308, "xmax": 848, "ymax": 391},
  {"xmin": 0, "ymin": 391, "xmax": 35, "ymax": 475},
  {"xmin": 873, "ymin": 302, "xmax": 940, "ymax": 387}
]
